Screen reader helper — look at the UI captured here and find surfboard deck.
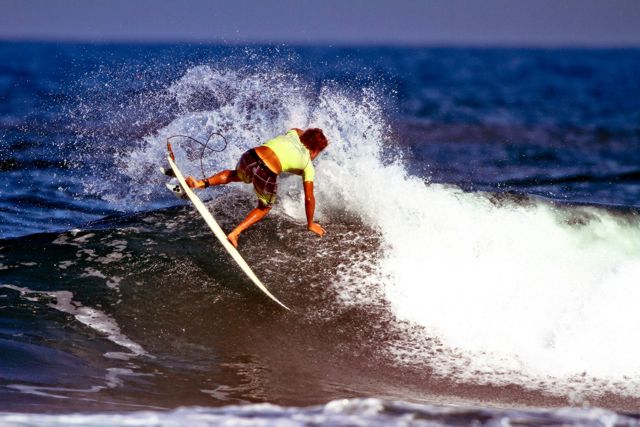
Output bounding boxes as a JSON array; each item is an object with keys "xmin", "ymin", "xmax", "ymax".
[{"xmin": 166, "ymin": 156, "xmax": 291, "ymax": 311}]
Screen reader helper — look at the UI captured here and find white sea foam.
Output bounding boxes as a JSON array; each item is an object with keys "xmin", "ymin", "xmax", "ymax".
[
  {"xmin": 73, "ymin": 233, "xmax": 95, "ymax": 244},
  {"xmin": 1, "ymin": 284, "xmax": 148, "ymax": 359},
  {"xmin": 80, "ymin": 267, "xmax": 107, "ymax": 279},
  {"xmin": 309, "ymin": 87, "xmax": 640, "ymax": 396},
  {"xmin": 313, "ymin": 95, "xmax": 640, "ymax": 396},
  {"xmin": 121, "ymin": 66, "xmax": 640, "ymax": 398},
  {"xmin": 57, "ymin": 260, "xmax": 75, "ymax": 270},
  {"xmin": 0, "ymin": 398, "xmax": 636, "ymax": 427},
  {"xmin": 53, "ymin": 231, "xmax": 94, "ymax": 247},
  {"xmin": 6, "ymin": 368, "xmax": 152, "ymax": 402},
  {"xmin": 106, "ymin": 276, "xmax": 122, "ymax": 290}
]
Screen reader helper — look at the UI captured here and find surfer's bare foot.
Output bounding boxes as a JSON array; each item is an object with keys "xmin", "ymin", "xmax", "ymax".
[
  {"xmin": 227, "ymin": 233, "xmax": 239, "ymax": 248},
  {"xmin": 185, "ymin": 176, "xmax": 205, "ymax": 189}
]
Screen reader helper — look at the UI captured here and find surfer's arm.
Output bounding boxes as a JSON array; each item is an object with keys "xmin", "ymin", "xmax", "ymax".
[{"xmin": 304, "ymin": 181, "xmax": 325, "ymax": 237}]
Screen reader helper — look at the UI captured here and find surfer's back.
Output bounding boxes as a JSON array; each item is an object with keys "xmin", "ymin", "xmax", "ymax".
[{"xmin": 263, "ymin": 130, "xmax": 315, "ymax": 181}]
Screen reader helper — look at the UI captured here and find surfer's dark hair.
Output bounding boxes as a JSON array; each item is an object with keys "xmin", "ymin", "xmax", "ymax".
[{"xmin": 300, "ymin": 128, "xmax": 328, "ymax": 153}]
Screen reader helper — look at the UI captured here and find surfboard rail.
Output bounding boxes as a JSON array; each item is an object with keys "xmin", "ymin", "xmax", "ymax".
[{"xmin": 167, "ymin": 156, "xmax": 291, "ymax": 311}]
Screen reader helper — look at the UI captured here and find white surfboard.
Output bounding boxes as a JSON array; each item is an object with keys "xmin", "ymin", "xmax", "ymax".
[{"xmin": 167, "ymin": 156, "xmax": 291, "ymax": 311}]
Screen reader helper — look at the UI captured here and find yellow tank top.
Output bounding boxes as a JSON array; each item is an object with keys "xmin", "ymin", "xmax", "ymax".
[{"xmin": 262, "ymin": 130, "xmax": 315, "ymax": 182}]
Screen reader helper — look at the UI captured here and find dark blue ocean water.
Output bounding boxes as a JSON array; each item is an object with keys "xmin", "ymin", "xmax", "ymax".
[{"xmin": 1, "ymin": 42, "xmax": 640, "ymax": 425}]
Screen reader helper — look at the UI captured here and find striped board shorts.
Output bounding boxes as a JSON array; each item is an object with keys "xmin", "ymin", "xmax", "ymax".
[{"xmin": 236, "ymin": 149, "xmax": 278, "ymax": 206}]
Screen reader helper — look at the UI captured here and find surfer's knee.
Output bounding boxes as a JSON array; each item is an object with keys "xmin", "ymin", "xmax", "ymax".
[{"xmin": 257, "ymin": 202, "xmax": 272, "ymax": 213}]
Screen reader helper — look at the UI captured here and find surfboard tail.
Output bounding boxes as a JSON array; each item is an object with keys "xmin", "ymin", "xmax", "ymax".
[{"xmin": 165, "ymin": 182, "xmax": 187, "ymax": 199}]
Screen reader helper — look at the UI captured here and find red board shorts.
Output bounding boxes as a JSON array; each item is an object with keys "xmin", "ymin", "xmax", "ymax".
[{"xmin": 236, "ymin": 149, "xmax": 278, "ymax": 206}]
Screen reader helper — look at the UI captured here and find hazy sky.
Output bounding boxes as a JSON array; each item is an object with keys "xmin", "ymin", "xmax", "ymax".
[{"xmin": 1, "ymin": 0, "xmax": 639, "ymax": 46}]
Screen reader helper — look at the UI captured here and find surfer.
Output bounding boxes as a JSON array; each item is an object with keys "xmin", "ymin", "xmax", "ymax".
[{"xmin": 185, "ymin": 128, "xmax": 329, "ymax": 248}]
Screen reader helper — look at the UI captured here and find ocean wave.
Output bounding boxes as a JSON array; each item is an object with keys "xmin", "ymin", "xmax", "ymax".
[
  {"xmin": 2, "ymin": 62, "xmax": 640, "ymax": 412},
  {"xmin": 2, "ymin": 188, "xmax": 640, "ymax": 411}
]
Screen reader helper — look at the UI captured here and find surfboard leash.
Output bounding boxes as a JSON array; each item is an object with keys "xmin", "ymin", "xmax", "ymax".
[{"xmin": 165, "ymin": 132, "xmax": 228, "ymax": 180}]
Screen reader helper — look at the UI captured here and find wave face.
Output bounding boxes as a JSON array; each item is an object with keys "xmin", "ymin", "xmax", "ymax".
[{"xmin": 2, "ymin": 45, "xmax": 640, "ymax": 416}]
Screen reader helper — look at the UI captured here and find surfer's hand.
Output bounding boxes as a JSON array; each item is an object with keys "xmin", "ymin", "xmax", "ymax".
[
  {"xmin": 186, "ymin": 176, "xmax": 205, "ymax": 189},
  {"xmin": 308, "ymin": 222, "xmax": 325, "ymax": 237}
]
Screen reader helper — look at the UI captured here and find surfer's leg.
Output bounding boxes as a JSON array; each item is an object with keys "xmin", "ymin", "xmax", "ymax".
[
  {"xmin": 207, "ymin": 169, "xmax": 240, "ymax": 186},
  {"xmin": 227, "ymin": 204, "xmax": 271, "ymax": 248},
  {"xmin": 187, "ymin": 170, "xmax": 240, "ymax": 189}
]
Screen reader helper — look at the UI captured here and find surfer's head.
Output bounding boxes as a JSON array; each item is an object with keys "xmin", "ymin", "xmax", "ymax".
[{"xmin": 300, "ymin": 128, "xmax": 328, "ymax": 160}]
